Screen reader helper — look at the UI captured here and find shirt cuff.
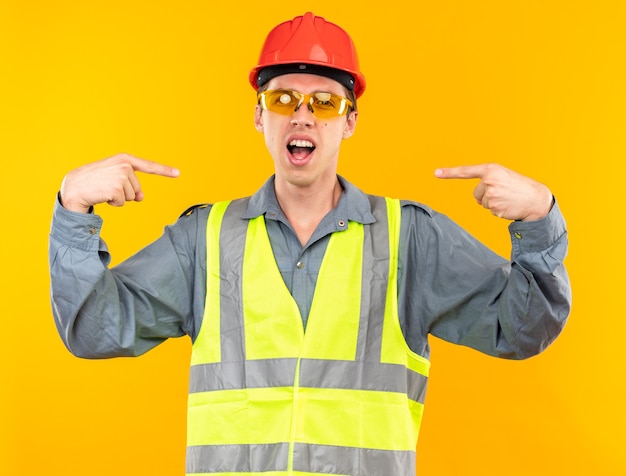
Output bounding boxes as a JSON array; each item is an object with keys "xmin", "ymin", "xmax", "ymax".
[
  {"xmin": 508, "ymin": 198, "xmax": 567, "ymax": 253},
  {"xmin": 50, "ymin": 193, "xmax": 104, "ymax": 252}
]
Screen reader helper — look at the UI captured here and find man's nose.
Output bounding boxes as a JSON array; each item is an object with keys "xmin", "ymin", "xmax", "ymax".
[{"xmin": 291, "ymin": 99, "xmax": 315, "ymax": 126}]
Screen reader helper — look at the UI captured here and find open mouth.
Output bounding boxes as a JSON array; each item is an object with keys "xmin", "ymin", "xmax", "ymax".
[{"xmin": 287, "ymin": 139, "xmax": 316, "ymax": 160}]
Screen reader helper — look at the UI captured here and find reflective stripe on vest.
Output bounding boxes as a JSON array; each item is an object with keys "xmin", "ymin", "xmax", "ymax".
[{"xmin": 187, "ymin": 196, "xmax": 430, "ymax": 476}]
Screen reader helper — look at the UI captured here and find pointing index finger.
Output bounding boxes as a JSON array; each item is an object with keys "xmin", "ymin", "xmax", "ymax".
[
  {"xmin": 435, "ymin": 164, "xmax": 486, "ymax": 180},
  {"xmin": 126, "ymin": 155, "xmax": 180, "ymax": 178}
]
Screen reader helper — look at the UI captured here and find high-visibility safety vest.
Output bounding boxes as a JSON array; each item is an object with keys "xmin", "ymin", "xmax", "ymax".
[{"xmin": 187, "ymin": 195, "xmax": 430, "ymax": 476}]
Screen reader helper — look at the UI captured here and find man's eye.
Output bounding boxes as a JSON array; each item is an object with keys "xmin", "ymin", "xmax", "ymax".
[
  {"xmin": 314, "ymin": 93, "xmax": 335, "ymax": 108},
  {"xmin": 279, "ymin": 93, "xmax": 293, "ymax": 104},
  {"xmin": 315, "ymin": 99, "xmax": 335, "ymax": 108}
]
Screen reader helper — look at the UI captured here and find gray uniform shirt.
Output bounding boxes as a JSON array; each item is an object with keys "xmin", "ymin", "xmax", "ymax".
[{"xmin": 49, "ymin": 176, "xmax": 571, "ymax": 360}]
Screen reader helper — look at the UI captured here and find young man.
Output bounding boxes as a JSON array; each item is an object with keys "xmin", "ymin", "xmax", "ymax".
[{"xmin": 50, "ymin": 12, "xmax": 571, "ymax": 476}]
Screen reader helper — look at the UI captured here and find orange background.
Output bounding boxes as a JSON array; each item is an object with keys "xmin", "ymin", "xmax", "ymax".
[{"xmin": 1, "ymin": 1, "xmax": 625, "ymax": 474}]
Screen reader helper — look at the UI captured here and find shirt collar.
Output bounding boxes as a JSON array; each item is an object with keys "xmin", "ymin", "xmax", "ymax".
[{"xmin": 242, "ymin": 175, "xmax": 376, "ymax": 226}]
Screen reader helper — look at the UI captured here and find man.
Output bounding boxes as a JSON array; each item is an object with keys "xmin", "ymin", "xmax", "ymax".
[{"xmin": 49, "ymin": 12, "xmax": 571, "ymax": 476}]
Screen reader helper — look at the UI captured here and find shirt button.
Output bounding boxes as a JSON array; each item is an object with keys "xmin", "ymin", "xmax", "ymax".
[
  {"xmin": 514, "ymin": 232, "xmax": 523, "ymax": 239},
  {"xmin": 89, "ymin": 227, "xmax": 98, "ymax": 235},
  {"xmin": 338, "ymin": 220, "xmax": 346, "ymax": 227},
  {"xmin": 296, "ymin": 261, "xmax": 304, "ymax": 269}
]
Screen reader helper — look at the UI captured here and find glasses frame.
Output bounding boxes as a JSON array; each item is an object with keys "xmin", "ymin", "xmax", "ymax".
[{"xmin": 257, "ymin": 89, "xmax": 353, "ymax": 119}]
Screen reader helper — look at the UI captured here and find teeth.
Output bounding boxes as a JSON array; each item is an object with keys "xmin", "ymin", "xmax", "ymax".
[{"xmin": 289, "ymin": 139, "xmax": 314, "ymax": 148}]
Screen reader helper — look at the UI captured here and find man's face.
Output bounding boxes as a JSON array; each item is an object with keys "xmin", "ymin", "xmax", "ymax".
[{"xmin": 254, "ymin": 73, "xmax": 358, "ymax": 190}]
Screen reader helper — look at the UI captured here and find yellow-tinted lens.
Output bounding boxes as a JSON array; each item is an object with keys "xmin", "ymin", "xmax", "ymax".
[{"xmin": 258, "ymin": 90, "xmax": 352, "ymax": 118}]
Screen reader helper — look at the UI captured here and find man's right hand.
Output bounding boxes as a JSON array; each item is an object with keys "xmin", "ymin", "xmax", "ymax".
[{"xmin": 59, "ymin": 153, "xmax": 180, "ymax": 213}]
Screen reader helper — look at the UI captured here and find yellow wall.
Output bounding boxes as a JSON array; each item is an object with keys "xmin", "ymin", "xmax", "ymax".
[{"xmin": 1, "ymin": 1, "xmax": 624, "ymax": 474}]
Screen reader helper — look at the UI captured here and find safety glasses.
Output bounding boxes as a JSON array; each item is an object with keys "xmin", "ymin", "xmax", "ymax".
[{"xmin": 257, "ymin": 89, "xmax": 353, "ymax": 119}]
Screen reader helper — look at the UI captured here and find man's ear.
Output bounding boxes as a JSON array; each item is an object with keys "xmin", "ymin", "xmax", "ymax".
[
  {"xmin": 254, "ymin": 105, "xmax": 264, "ymax": 132},
  {"xmin": 343, "ymin": 110, "xmax": 358, "ymax": 139}
]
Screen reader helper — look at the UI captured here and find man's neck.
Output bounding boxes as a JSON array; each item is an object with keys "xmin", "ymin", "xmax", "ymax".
[{"xmin": 274, "ymin": 176, "xmax": 343, "ymax": 246}]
